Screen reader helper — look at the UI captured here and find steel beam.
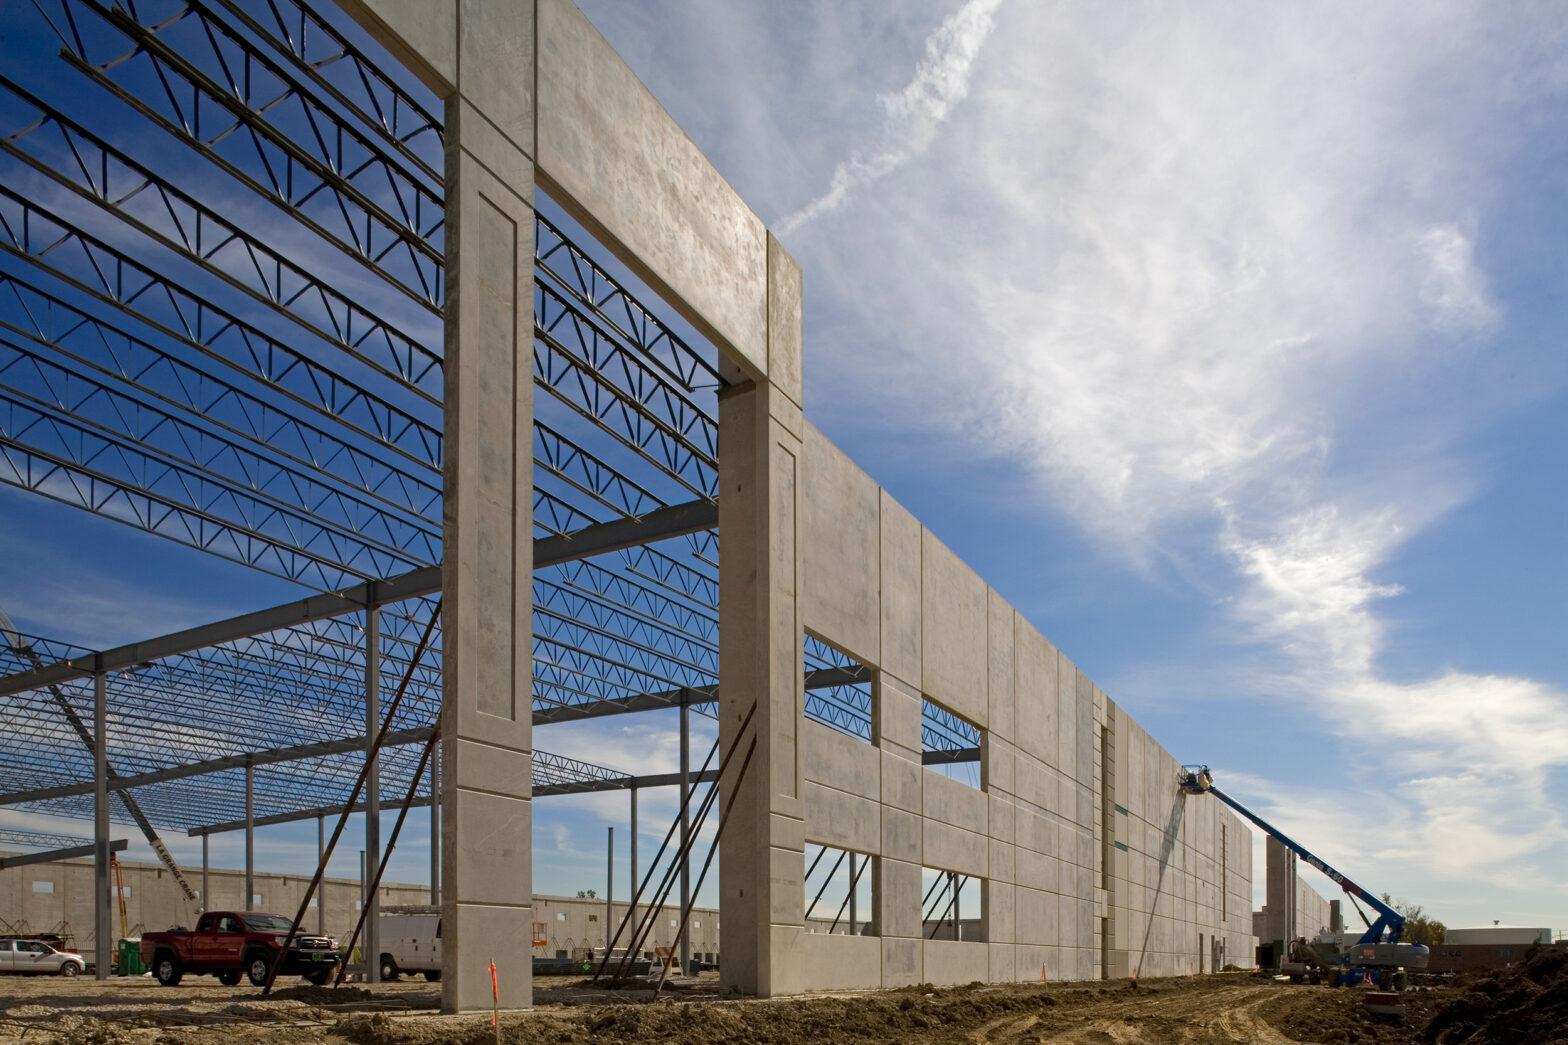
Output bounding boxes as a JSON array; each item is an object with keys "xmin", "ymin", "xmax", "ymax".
[
  {"xmin": 0, "ymin": 838, "xmax": 125, "ymax": 871},
  {"xmin": 188, "ymin": 768, "xmax": 724, "ymax": 835},
  {"xmin": 1, "ymin": 503, "xmax": 719, "ymax": 701},
  {"xmin": 0, "ymin": 729, "xmax": 436, "ymax": 806}
]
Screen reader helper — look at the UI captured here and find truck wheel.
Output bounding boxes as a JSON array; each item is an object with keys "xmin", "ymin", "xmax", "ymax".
[
  {"xmin": 379, "ymin": 955, "xmax": 399, "ymax": 982},
  {"xmin": 59, "ymin": 962, "xmax": 80, "ymax": 977},
  {"xmin": 423, "ymin": 970, "xmax": 441, "ymax": 982},
  {"xmin": 246, "ymin": 952, "xmax": 274, "ymax": 987},
  {"xmin": 1393, "ymin": 970, "xmax": 1409, "ymax": 991},
  {"xmin": 154, "ymin": 954, "xmax": 183, "ymax": 987},
  {"xmin": 306, "ymin": 970, "xmax": 333, "ymax": 986},
  {"xmin": 217, "ymin": 971, "xmax": 241, "ymax": 987}
]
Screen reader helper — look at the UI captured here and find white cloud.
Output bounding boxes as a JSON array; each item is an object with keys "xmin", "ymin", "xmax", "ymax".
[
  {"xmin": 1418, "ymin": 223, "xmax": 1499, "ymax": 331},
  {"xmin": 778, "ymin": 0, "xmax": 1002, "ymax": 234},
  {"xmin": 764, "ymin": 0, "xmax": 1566, "ymax": 917}
]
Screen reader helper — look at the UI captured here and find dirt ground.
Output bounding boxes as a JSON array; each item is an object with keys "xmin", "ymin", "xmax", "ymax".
[{"xmin": 0, "ymin": 969, "xmax": 1518, "ymax": 1045}]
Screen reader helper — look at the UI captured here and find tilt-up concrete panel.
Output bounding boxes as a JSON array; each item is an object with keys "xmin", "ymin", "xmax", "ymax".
[
  {"xmin": 801, "ymin": 426, "xmax": 881, "ymax": 663},
  {"xmin": 924, "ymin": 940, "xmax": 988, "ymax": 986},
  {"xmin": 535, "ymin": 0, "xmax": 768, "ymax": 376},
  {"xmin": 335, "ymin": 0, "xmax": 540, "ymax": 1013},
  {"xmin": 717, "ymin": 291, "xmax": 807, "ymax": 1001},
  {"xmin": 801, "ymin": 719, "xmax": 880, "ymax": 797},
  {"xmin": 440, "ymin": 97, "xmax": 536, "ymax": 1012},
  {"xmin": 334, "ymin": 0, "xmax": 457, "ymax": 93},
  {"xmin": 1013, "ymin": 621, "xmax": 1059, "ymax": 771},
  {"xmin": 988, "ymin": 592, "xmax": 1016, "ymax": 744},
  {"xmin": 879, "ymin": 491, "xmax": 923, "ymax": 691},
  {"xmin": 920, "ymin": 531, "xmax": 989, "ymax": 729}
]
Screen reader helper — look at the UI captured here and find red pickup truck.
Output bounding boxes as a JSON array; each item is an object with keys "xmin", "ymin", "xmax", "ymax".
[{"xmin": 141, "ymin": 911, "xmax": 340, "ymax": 987}]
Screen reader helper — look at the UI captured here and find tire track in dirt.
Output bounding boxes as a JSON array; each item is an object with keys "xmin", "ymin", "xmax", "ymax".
[{"xmin": 977, "ymin": 985, "xmax": 1308, "ymax": 1044}]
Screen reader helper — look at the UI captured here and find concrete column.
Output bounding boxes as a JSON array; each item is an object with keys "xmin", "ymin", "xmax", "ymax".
[
  {"xmin": 605, "ymin": 827, "xmax": 613, "ymax": 950},
  {"xmin": 440, "ymin": 56, "xmax": 537, "ymax": 1016},
  {"xmin": 717, "ymin": 234, "xmax": 805, "ymax": 997},
  {"xmin": 679, "ymin": 699, "xmax": 691, "ymax": 973},
  {"xmin": 365, "ymin": 605, "xmax": 381, "ymax": 984},
  {"xmin": 93, "ymin": 669, "xmax": 110, "ymax": 979},
  {"xmin": 1264, "ymin": 836, "xmax": 1290, "ymax": 963},
  {"xmin": 331, "ymin": 0, "xmax": 536, "ymax": 1012},
  {"xmin": 244, "ymin": 757, "xmax": 254, "ymax": 910}
]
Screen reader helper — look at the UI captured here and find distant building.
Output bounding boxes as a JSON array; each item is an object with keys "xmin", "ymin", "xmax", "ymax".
[
  {"xmin": 1, "ymin": 852, "xmax": 722, "ymax": 966},
  {"xmin": 1424, "ymin": 926, "xmax": 1559, "ymax": 974}
]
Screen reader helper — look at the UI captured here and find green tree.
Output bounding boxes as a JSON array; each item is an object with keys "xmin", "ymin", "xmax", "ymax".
[
  {"xmin": 576, "ymin": 888, "xmax": 597, "ymax": 899},
  {"xmin": 1380, "ymin": 893, "xmax": 1446, "ymax": 947}
]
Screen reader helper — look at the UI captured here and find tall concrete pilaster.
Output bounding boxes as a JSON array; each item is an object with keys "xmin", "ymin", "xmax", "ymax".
[
  {"xmin": 718, "ymin": 234, "xmax": 804, "ymax": 997},
  {"xmin": 439, "ymin": 20, "xmax": 537, "ymax": 1011}
]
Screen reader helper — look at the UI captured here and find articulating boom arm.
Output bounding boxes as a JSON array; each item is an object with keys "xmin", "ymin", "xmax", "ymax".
[{"xmin": 1179, "ymin": 765, "xmax": 1404, "ymax": 945}]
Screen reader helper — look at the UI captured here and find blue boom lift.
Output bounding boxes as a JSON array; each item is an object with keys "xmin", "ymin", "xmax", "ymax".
[{"xmin": 1179, "ymin": 765, "xmax": 1429, "ymax": 988}]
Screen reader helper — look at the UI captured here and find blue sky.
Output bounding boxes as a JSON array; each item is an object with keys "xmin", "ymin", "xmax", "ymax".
[
  {"xmin": 2, "ymin": 0, "xmax": 1565, "ymax": 938},
  {"xmin": 567, "ymin": 0, "xmax": 1568, "ymax": 932}
]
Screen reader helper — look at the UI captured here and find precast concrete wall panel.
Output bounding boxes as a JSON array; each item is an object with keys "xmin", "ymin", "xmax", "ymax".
[
  {"xmin": 535, "ymin": 0, "xmax": 768, "ymax": 376},
  {"xmin": 341, "ymin": 0, "xmax": 1254, "ymax": 997},
  {"xmin": 802, "ymin": 426, "xmax": 881, "ymax": 663},
  {"xmin": 880, "ymin": 492, "xmax": 924, "ymax": 692},
  {"xmin": 920, "ymin": 532, "xmax": 990, "ymax": 729}
]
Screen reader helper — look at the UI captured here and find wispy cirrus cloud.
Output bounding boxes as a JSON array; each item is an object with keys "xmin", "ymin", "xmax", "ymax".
[
  {"xmin": 760, "ymin": 0, "xmax": 1568, "ymax": 916},
  {"xmin": 777, "ymin": 0, "xmax": 1002, "ymax": 234}
]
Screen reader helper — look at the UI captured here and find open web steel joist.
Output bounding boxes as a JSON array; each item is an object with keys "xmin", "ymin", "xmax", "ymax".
[{"xmin": 0, "ymin": 0, "xmax": 972, "ymax": 841}]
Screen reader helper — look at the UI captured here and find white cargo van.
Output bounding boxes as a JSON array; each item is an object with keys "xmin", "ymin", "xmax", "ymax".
[{"xmin": 377, "ymin": 908, "xmax": 440, "ymax": 981}]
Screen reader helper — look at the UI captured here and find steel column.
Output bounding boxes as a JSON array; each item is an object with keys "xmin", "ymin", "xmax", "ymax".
[
  {"xmin": 849, "ymin": 854, "xmax": 857, "ymax": 935},
  {"xmin": 679, "ymin": 699, "xmax": 690, "ymax": 975},
  {"xmin": 318, "ymin": 815, "xmax": 327, "ymax": 935},
  {"xmin": 93, "ymin": 669, "xmax": 109, "ymax": 979},
  {"xmin": 629, "ymin": 786, "xmax": 638, "ymax": 950},
  {"xmin": 202, "ymin": 833, "xmax": 209, "ymax": 912},
  {"xmin": 364, "ymin": 605, "xmax": 381, "ymax": 984},
  {"xmin": 244, "ymin": 757, "xmax": 254, "ymax": 909},
  {"xmin": 605, "ymin": 827, "xmax": 613, "ymax": 951},
  {"xmin": 429, "ymin": 744, "xmax": 440, "ymax": 905}
]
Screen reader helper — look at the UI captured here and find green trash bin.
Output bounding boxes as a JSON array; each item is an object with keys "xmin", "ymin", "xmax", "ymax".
[{"xmin": 117, "ymin": 938, "xmax": 146, "ymax": 976}]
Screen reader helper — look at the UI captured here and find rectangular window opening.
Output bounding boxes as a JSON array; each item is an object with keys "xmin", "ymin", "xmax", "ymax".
[
  {"xmin": 31, "ymin": 881, "xmax": 54, "ymax": 894},
  {"xmin": 803, "ymin": 843, "xmax": 877, "ymax": 937},
  {"xmin": 921, "ymin": 865, "xmax": 984, "ymax": 942},
  {"xmin": 921, "ymin": 698, "xmax": 982, "ymax": 790},
  {"xmin": 803, "ymin": 634, "xmax": 874, "ymax": 744}
]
